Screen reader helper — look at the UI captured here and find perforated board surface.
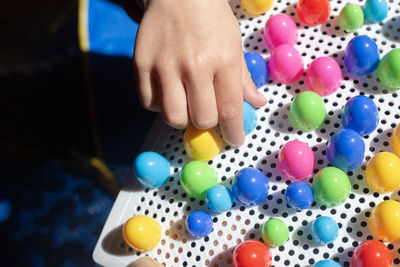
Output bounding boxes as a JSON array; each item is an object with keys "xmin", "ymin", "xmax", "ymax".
[{"xmin": 93, "ymin": 0, "xmax": 400, "ymax": 266}]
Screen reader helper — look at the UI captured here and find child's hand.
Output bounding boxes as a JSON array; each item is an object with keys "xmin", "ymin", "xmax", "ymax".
[{"xmin": 134, "ymin": 0, "xmax": 266, "ymax": 147}]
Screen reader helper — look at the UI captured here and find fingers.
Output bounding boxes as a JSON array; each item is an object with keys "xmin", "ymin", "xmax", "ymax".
[
  {"xmin": 129, "ymin": 256, "xmax": 163, "ymax": 267},
  {"xmin": 214, "ymin": 67, "xmax": 245, "ymax": 147},
  {"xmin": 241, "ymin": 54, "xmax": 267, "ymax": 108},
  {"xmin": 158, "ymin": 71, "xmax": 189, "ymax": 129},
  {"xmin": 134, "ymin": 61, "xmax": 162, "ymax": 112},
  {"xmin": 185, "ymin": 70, "xmax": 218, "ymax": 129}
]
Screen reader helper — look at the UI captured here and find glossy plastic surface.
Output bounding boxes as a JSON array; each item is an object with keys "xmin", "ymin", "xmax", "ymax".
[
  {"xmin": 364, "ymin": 0, "xmax": 388, "ymax": 23},
  {"xmin": 339, "ymin": 4, "xmax": 364, "ymax": 32},
  {"xmin": 268, "ymin": 44, "xmax": 304, "ymax": 84},
  {"xmin": 314, "ymin": 260, "xmax": 342, "ymax": 267},
  {"xmin": 391, "ymin": 123, "xmax": 400, "ymax": 156},
  {"xmin": 133, "ymin": 151, "xmax": 170, "ymax": 189},
  {"xmin": 351, "ymin": 240, "xmax": 392, "ymax": 267},
  {"xmin": 180, "ymin": 161, "xmax": 218, "ymax": 199},
  {"xmin": 312, "ymin": 167, "xmax": 351, "ymax": 207},
  {"xmin": 310, "ymin": 216, "xmax": 339, "ymax": 245},
  {"xmin": 185, "ymin": 210, "xmax": 213, "ymax": 239},
  {"xmin": 263, "ymin": 14, "xmax": 298, "ymax": 50},
  {"xmin": 233, "ymin": 240, "xmax": 272, "ymax": 267},
  {"xmin": 285, "ymin": 181, "xmax": 314, "ymax": 210},
  {"xmin": 261, "ymin": 218, "xmax": 289, "ymax": 247},
  {"xmin": 296, "ymin": 0, "xmax": 330, "ymax": 26},
  {"xmin": 183, "ymin": 125, "xmax": 222, "ymax": 162},
  {"xmin": 244, "ymin": 52, "xmax": 268, "ymax": 88},
  {"xmin": 241, "ymin": 0, "xmax": 274, "ymax": 15},
  {"xmin": 243, "ymin": 101, "xmax": 258, "ymax": 135},
  {"xmin": 344, "ymin": 35, "xmax": 379, "ymax": 76},
  {"xmin": 378, "ymin": 48, "xmax": 400, "ymax": 90},
  {"xmin": 368, "ymin": 200, "xmax": 400, "ymax": 242},
  {"xmin": 232, "ymin": 167, "xmax": 269, "ymax": 206},
  {"xmin": 365, "ymin": 152, "xmax": 400, "ymax": 193},
  {"xmin": 342, "ymin": 95, "xmax": 379, "ymax": 136},
  {"xmin": 277, "ymin": 140, "xmax": 315, "ymax": 180},
  {"xmin": 326, "ymin": 129, "xmax": 365, "ymax": 171},
  {"xmin": 123, "ymin": 215, "xmax": 161, "ymax": 252},
  {"xmin": 306, "ymin": 57, "xmax": 342, "ymax": 96},
  {"xmin": 289, "ymin": 91, "xmax": 327, "ymax": 132},
  {"xmin": 205, "ymin": 185, "xmax": 234, "ymax": 213}
]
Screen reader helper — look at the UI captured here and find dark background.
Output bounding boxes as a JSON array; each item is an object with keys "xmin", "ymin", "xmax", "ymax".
[{"xmin": 0, "ymin": 1, "xmax": 153, "ymax": 266}]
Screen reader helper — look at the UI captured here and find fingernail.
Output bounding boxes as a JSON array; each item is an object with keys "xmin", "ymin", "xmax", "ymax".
[
  {"xmin": 219, "ymin": 125, "xmax": 245, "ymax": 148},
  {"xmin": 258, "ymin": 91, "xmax": 267, "ymax": 102},
  {"xmin": 230, "ymin": 142, "xmax": 243, "ymax": 148},
  {"xmin": 224, "ymin": 135, "xmax": 245, "ymax": 148}
]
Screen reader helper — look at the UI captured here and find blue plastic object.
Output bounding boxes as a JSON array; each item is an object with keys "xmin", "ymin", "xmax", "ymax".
[
  {"xmin": 85, "ymin": 0, "xmax": 139, "ymax": 57},
  {"xmin": 0, "ymin": 199, "xmax": 11, "ymax": 223},
  {"xmin": 344, "ymin": 35, "xmax": 379, "ymax": 76},
  {"xmin": 342, "ymin": 95, "xmax": 379, "ymax": 136},
  {"xmin": 185, "ymin": 210, "xmax": 213, "ymax": 238},
  {"xmin": 314, "ymin": 259, "xmax": 342, "ymax": 267},
  {"xmin": 285, "ymin": 181, "xmax": 314, "ymax": 210},
  {"xmin": 232, "ymin": 167, "xmax": 269, "ymax": 206},
  {"xmin": 244, "ymin": 52, "xmax": 268, "ymax": 88},
  {"xmin": 133, "ymin": 151, "xmax": 170, "ymax": 188},
  {"xmin": 311, "ymin": 216, "xmax": 339, "ymax": 245},
  {"xmin": 243, "ymin": 101, "xmax": 257, "ymax": 135},
  {"xmin": 364, "ymin": 0, "xmax": 388, "ymax": 23},
  {"xmin": 326, "ymin": 129, "xmax": 365, "ymax": 171},
  {"xmin": 205, "ymin": 185, "xmax": 234, "ymax": 213}
]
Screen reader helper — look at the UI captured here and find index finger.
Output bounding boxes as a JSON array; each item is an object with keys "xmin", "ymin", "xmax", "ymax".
[{"xmin": 214, "ymin": 67, "xmax": 245, "ymax": 147}]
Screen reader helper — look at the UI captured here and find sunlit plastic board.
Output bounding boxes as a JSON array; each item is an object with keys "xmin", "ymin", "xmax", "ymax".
[{"xmin": 93, "ymin": 0, "xmax": 400, "ymax": 266}]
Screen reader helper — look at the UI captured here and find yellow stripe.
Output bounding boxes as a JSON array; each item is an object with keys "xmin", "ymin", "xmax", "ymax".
[
  {"xmin": 78, "ymin": 0, "xmax": 89, "ymax": 52},
  {"xmin": 77, "ymin": 0, "xmax": 120, "ymax": 195},
  {"xmin": 90, "ymin": 157, "xmax": 120, "ymax": 196},
  {"xmin": 77, "ymin": 0, "xmax": 103, "ymax": 161}
]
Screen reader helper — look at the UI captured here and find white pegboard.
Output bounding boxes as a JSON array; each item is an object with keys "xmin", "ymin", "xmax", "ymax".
[{"xmin": 93, "ymin": 0, "xmax": 400, "ymax": 266}]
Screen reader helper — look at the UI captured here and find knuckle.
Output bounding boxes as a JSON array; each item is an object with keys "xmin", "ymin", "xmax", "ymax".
[
  {"xmin": 181, "ymin": 61, "xmax": 197, "ymax": 77},
  {"xmin": 164, "ymin": 113, "xmax": 187, "ymax": 129},
  {"xmin": 134, "ymin": 55, "xmax": 151, "ymax": 71},
  {"xmin": 220, "ymin": 107, "xmax": 241, "ymax": 123},
  {"xmin": 155, "ymin": 56, "xmax": 174, "ymax": 72},
  {"xmin": 181, "ymin": 57, "xmax": 196, "ymax": 70},
  {"xmin": 192, "ymin": 116, "xmax": 218, "ymax": 129},
  {"xmin": 219, "ymin": 53, "xmax": 237, "ymax": 67},
  {"xmin": 222, "ymin": 57, "xmax": 236, "ymax": 67},
  {"xmin": 181, "ymin": 55, "xmax": 209, "ymax": 77}
]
